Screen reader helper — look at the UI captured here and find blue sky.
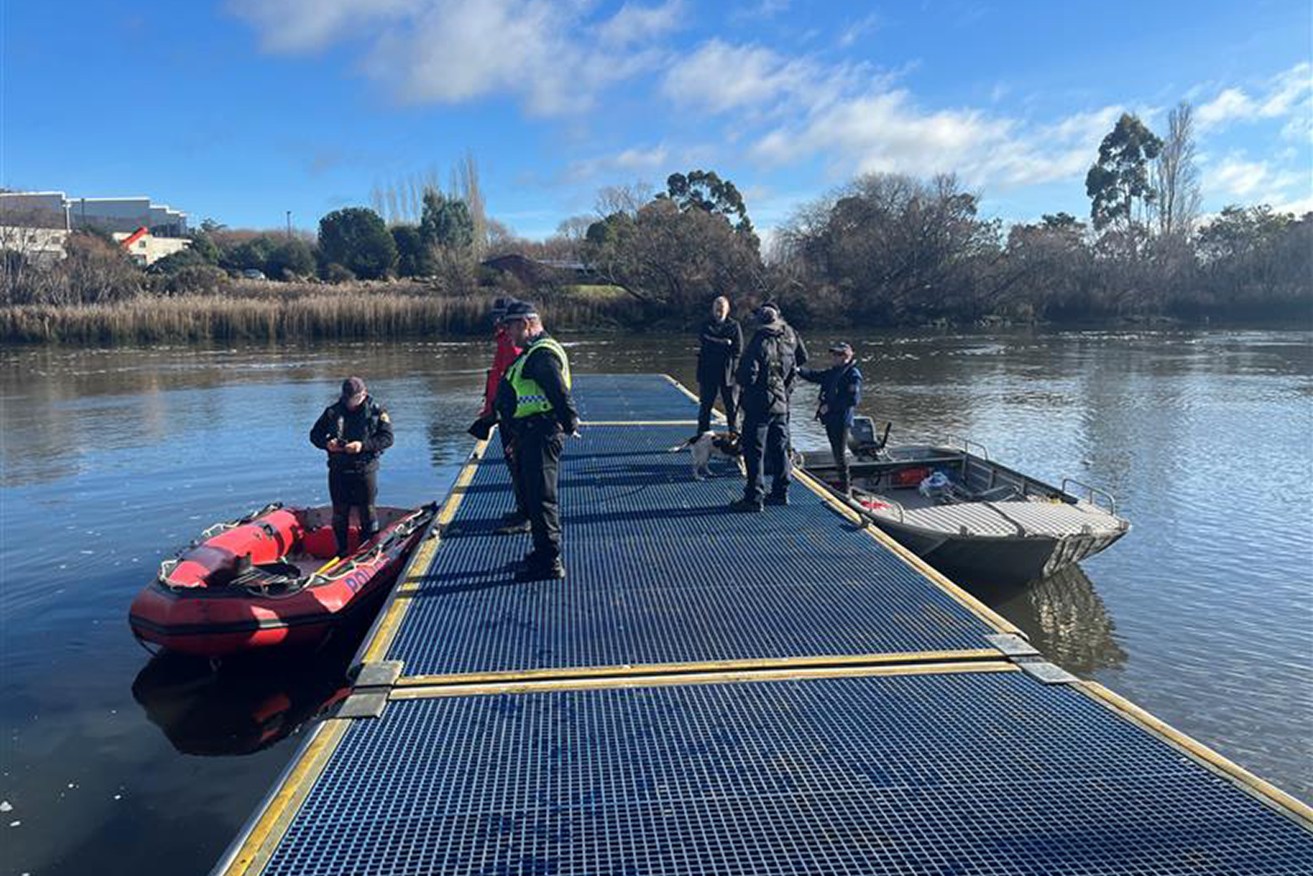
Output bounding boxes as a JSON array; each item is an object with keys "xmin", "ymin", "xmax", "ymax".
[{"xmin": 4, "ymin": 1, "xmax": 1310, "ymax": 241}]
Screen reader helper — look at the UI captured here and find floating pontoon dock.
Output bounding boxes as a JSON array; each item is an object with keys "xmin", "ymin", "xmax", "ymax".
[{"xmin": 215, "ymin": 374, "xmax": 1313, "ymax": 875}]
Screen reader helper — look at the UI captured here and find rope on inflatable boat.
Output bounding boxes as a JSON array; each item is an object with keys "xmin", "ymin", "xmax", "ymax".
[{"xmin": 239, "ymin": 503, "xmax": 437, "ymax": 597}]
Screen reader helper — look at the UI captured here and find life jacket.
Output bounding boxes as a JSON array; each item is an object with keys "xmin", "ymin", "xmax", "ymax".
[
  {"xmin": 505, "ymin": 336, "xmax": 572, "ymax": 419},
  {"xmin": 745, "ymin": 324, "xmax": 796, "ymax": 414}
]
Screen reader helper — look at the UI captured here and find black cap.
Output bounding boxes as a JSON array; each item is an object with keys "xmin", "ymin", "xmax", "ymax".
[
  {"xmin": 502, "ymin": 300, "xmax": 540, "ymax": 321},
  {"xmin": 829, "ymin": 342, "xmax": 853, "ymax": 355},
  {"xmin": 756, "ymin": 302, "xmax": 780, "ymax": 323},
  {"xmin": 491, "ymin": 297, "xmax": 517, "ymax": 323},
  {"xmin": 340, "ymin": 376, "xmax": 367, "ymax": 405}
]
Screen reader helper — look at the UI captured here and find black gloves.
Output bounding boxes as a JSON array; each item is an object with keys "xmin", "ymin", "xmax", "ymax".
[{"xmin": 467, "ymin": 414, "xmax": 496, "ymax": 440}]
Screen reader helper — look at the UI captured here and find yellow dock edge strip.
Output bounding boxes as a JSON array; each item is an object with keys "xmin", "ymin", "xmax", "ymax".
[
  {"xmin": 213, "ymin": 719, "xmax": 350, "ymax": 876},
  {"xmin": 393, "ymin": 660, "xmax": 1019, "ymax": 699},
  {"xmin": 395, "ymin": 648, "xmax": 1003, "ymax": 687},
  {"xmin": 1079, "ymin": 681, "xmax": 1313, "ymax": 828},
  {"xmin": 663, "ymin": 373, "xmax": 703, "ymax": 404},
  {"xmin": 358, "ymin": 439, "xmax": 486, "ymax": 664}
]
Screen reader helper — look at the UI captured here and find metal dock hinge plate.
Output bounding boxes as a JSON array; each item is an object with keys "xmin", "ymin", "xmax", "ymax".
[
  {"xmin": 1017, "ymin": 659, "xmax": 1079, "ymax": 685},
  {"xmin": 985, "ymin": 633, "xmax": 1041, "ymax": 658},
  {"xmin": 337, "ymin": 660, "xmax": 405, "ymax": 719}
]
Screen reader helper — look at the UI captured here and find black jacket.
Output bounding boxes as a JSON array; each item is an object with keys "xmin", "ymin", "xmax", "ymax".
[
  {"xmin": 309, "ymin": 396, "xmax": 393, "ymax": 472},
  {"xmin": 696, "ymin": 317, "xmax": 742, "ymax": 385},
  {"xmin": 736, "ymin": 321, "xmax": 803, "ymax": 417},
  {"xmin": 495, "ymin": 333, "xmax": 580, "ymax": 434},
  {"xmin": 799, "ymin": 361, "xmax": 862, "ymax": 425}
]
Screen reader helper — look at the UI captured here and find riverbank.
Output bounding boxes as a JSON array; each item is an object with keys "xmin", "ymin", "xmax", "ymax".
[
  {"xmin": 0, "ymin": 281, "xmax": 645, "ymax": 344},
  {"xmin": 3, "ymin": 278, "xmax": 1306, "ymax": 345}
]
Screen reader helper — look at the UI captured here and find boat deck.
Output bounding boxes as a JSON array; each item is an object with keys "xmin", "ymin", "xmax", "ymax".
[
  {"xmin": 866, "ymin": 492, "xmax": 1128, "ymax": 537},
  {"xmin": 214, "ymin": 374, "xmax": 1313, "ymax": 876}
]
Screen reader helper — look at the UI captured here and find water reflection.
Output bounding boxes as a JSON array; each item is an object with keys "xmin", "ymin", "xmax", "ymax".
[
  {"xmin": 977, "ymin": 565, "xmax": 1128, "ymax": 678},
  {"xmin": 130, "ymin": 618, "xmax": 364, "ymax": 757}
]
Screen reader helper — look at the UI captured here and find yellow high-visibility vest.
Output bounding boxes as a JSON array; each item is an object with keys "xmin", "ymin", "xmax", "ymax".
[{"xmin": 505, "ymin": 336, "xmax": 572, "ymax": 419}]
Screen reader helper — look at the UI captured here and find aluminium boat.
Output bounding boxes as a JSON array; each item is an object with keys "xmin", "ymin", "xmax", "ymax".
[{"xmin": 800, "ymin": 418, "xmax": 1129, "ymax": 587}]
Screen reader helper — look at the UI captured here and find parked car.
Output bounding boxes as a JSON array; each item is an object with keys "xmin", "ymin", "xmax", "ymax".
[{"xmin": 241, "ymin": 268, "xmax": 266, "ymax": 280}]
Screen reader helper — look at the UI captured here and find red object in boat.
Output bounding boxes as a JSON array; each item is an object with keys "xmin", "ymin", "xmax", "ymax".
[
  {"xmin": 892, "ymin": 466, "xmax": 931, "ymax": 487},
  {"xmin": 129, "ymin": 503, "xmax": 436, "ymax": 657}
]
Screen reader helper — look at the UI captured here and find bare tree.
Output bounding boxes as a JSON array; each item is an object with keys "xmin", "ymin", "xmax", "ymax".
[
  {"xmin": 449, "ymin": 151, "xmax": 488, "ymax": 259},
  {"xmin": 594, "ymin": 181, "xmax": 655, "ymax": 218},
  {"xmin": 1153, "ymin": 102, "xmax": 1202, "ymax": 239}
]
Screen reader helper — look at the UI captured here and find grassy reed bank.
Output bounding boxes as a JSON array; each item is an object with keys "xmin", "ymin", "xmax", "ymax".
[{"xmin": 1, "ymin": 282, "xmax": 645, "ymax": 344}]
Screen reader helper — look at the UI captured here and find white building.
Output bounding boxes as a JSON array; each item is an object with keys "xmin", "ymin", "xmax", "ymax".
[
  {"xmin": 112, "ymin": 228, "xmax": 191, "ymax": 267},
  {"xmin": 68, "ymin": 197, "xmax": 188, "ymax": 236},
  {"xmin": 1, "ymin": 191, "xmax": 192, "ymax": 265},
  {"xmin": 0, "ymin": 192, "xmax": 69, "ymax": 229},
  {"xmin": 0, "ymin": 191, "xmax": 189, "ymax": 236}
]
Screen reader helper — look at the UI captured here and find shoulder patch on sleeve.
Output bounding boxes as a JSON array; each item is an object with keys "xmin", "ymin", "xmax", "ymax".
[{"xmin": 379, "ymin": 411, "xmax": 391, "ymax": 423}]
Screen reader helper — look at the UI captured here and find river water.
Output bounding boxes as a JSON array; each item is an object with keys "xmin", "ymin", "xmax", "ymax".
[{"xmin": 1, "ymin": 329, "xmax": 1310, "ymax": 875}]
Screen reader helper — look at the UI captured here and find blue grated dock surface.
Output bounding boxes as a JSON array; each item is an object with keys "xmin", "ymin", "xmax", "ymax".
[
  {"xmin": 222, "ymin": 375, "xmax": 1313, "ymax": 876},
  {"xmin": 571, "ymin": 373, "xmax": 700, "ymax": 422},
  {"xmin": 385, "ymin": 424, "xmax": 1002, "ymax": 678},
  {"xmin": 259, "ymin": 670, "xmax": 1313, "ymax": 875}
]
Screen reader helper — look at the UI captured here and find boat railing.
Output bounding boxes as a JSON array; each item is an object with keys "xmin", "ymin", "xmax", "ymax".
[
  {"xmin": 1060, "ymin": 477, "xmax": 1118, "ymax": 515},
  {"xmin": 946, "ymin": 434, "xmax": 991, "ymax": 460}
]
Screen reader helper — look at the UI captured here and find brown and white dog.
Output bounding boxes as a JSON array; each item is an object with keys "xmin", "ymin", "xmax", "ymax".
[{"xmin": 669, "ymin": 431, "xmax": 742, "ymax": 479}]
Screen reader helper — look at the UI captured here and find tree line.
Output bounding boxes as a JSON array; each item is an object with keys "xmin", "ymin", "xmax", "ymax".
[
  {"xmin": 4, "ymin": 104, "xmax": 1309, "ymax": 328},
  {"xmin": 564, "ymin": 105, "xmax": 1309, "ymax": 328}
]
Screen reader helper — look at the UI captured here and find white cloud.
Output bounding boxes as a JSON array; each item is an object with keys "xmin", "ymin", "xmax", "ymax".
[
  {"xmin": 661, "ymin": 41, "xmax": 820, "ymax": 115},
  {"xmin": 564, "ymin": 144, "xmax": 671, "ymax": 183},
  {"xmin": 228, "ymin": 0, "xmax": 676, "ymax": 115},
  {"xmin": 596, "ymin": 1, "xmax": 685, "ymax": 47},
  {"xmin": 1205, "ymin": 153, "xmax": 1309, "ymax": 207},
  {"xmin": 227, "ymin": 0, "xmax": 418, "ymax": 53},
  {"xmin": 1196, "ymin": 62, "xmax": 1312, "ymax": 133},
  {"xmin": 838, "ymin": 13, "xmax": 880, "ymax": 49},
  {"xmin": 750, "ymin": 83, "xmax": 1124, "ymax": 190}
]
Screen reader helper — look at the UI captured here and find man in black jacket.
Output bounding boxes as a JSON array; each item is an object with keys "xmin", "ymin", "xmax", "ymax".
[
  {"xmin": 495, "ymin": 301, "xmax": 580, "ymax": 581},
  {"xmin": 309, "ymin": 376, "xmax": 394, "ymax": 556},
  {"xmin": 799, "ymin": 342, "xmax": 863, "ymax": 495},
  {"xmin": 696, "ymin": 296, "xmax": 742, "ymax": 433},
  {"xmin": 731, "ymin": 304, "xmax": 804, "ymax": 511}
]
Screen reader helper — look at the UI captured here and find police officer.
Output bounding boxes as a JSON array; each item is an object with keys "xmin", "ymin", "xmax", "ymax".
[
  {"xmin": 799, "ymin": 342, "xmax": 863, "ymax": 495},
  {"xmin": 309, "ymin": 376, "xmax": 394, "ymax": 556},
  {"xmin": 495, "ymin": 301, "xmax": 579, "ymax": 581},
  {"xmin": 731, "ymin": 303, "xmax": 805, "ymax": 511},
  {"xmin": 696, "ymin": 296, "xmax": 742, "ymax": 434},
  {"xmin": 468, "ymin": 298, "xmax": 529, "ymax": 534}
]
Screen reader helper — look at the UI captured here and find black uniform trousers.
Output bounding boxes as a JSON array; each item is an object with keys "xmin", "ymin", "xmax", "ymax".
[
  {"xmin": 328, "ymin": 467, "xmax": 378, "ymax": 556},
  {"xmin": 823, "ymin": 419, "xmax": 852, "ymax": 494},
  {"xmin": 741, "ymin": 411, "xmax": 791, "ymax": 503},
  {"xmin": 514, "ymin": 416, "xmax": 565, "ymax": 562},
  {"xmin": 697, "ymin": 378, "xmax": 738, "ymax": 434}
]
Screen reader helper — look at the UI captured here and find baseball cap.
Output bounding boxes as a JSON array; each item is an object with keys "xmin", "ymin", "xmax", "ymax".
[{"xmin": 340, "ymin": 376, "xmax": 367, "ymax": 406}]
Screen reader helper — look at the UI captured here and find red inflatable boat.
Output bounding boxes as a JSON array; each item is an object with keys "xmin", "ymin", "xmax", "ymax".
[{"xmin": 129, "ymin": 502, "xmax": 436, "ymax": 657}]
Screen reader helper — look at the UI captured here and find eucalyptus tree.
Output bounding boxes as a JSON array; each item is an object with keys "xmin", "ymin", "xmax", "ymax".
[{"xmin": 1085, "ymin": 113, "xmax": 1163, "ymax": 256}]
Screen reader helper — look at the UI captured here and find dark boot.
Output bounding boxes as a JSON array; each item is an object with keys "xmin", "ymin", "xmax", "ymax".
[
  {"xmin": 496, "ymin": 519, "xmax": 532, "ymax": 535},
  {"xmin": 515, "ymin": 554, "xmax": 565, "ymax": 581},
  {"xmin": 729, "ymin": 497, "xmax": 763, "ymax": 513}
]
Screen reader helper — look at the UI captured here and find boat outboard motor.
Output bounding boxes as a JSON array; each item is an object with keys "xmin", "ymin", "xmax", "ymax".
[{"xmin": 849, "ymin": 416, "xmax": 891, "ymax": 459}]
